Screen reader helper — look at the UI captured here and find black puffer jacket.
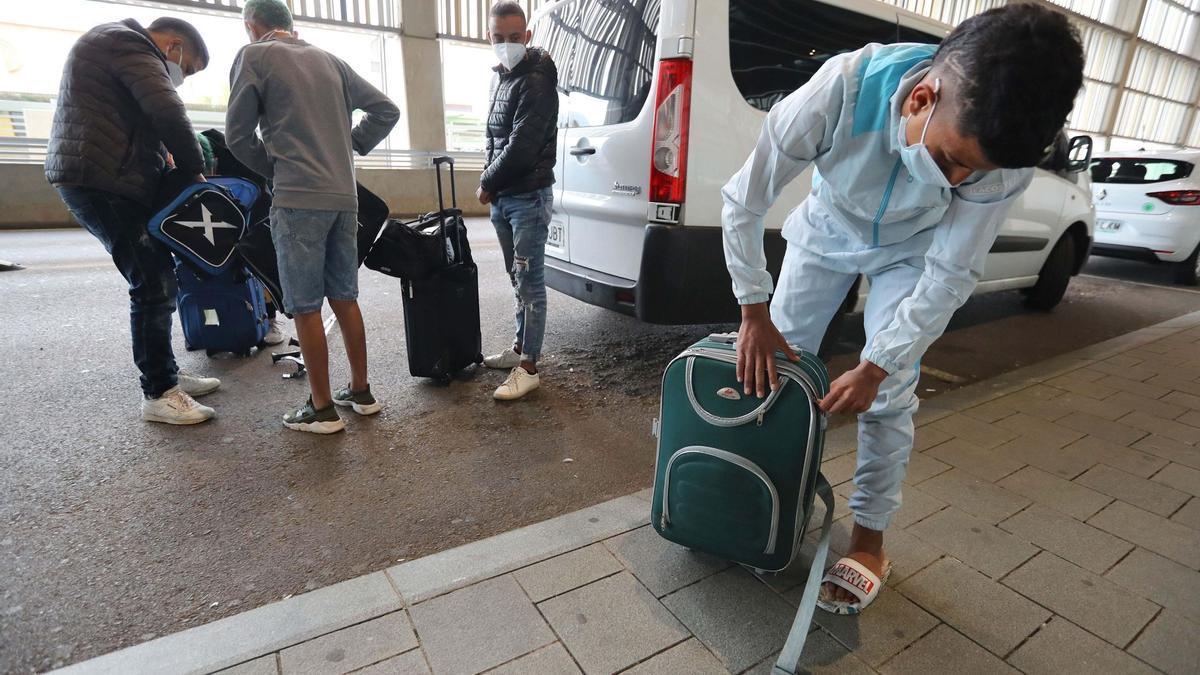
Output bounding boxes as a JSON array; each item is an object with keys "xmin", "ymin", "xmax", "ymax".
[
  {"xmin": 45, "ymin": 19, "xmax": 203, "ymax": 207},
  {"xmin": 481, "ymin": 48, "xmax": 558, "ymax": 196}
]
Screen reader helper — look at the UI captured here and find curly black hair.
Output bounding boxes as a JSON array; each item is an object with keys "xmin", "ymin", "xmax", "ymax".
[{"xmin": 934, "ymin": 4, "xmax": 1084, "ymax": 169}]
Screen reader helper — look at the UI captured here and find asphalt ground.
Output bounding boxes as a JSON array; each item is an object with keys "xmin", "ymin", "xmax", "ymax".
[{"xmin": 1, "ymin": 222, "xmax": 1198, "ymax": 671}]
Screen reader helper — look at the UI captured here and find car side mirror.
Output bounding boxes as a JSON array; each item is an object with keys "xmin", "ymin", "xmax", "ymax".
[{"xmin": 1066, "ymin": 135, "xmax": 1093, "ymax": 174}]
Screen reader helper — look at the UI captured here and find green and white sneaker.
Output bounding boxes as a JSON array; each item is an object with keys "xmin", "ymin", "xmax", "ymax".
[
  {"xmin": 333, "ymin": 384, "xmax": 382, "ymax": 416},
  {"xmin": 283, "ymin": 397, "xmax": 345, "ymax": 434}
]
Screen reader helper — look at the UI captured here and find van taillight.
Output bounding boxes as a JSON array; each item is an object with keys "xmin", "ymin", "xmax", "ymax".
[
  {"xmin": 1148, "ymin": 190, "xmax": 1200, "ymax": 205},
  {"xmin": 650, "ymin": 58, "xmax": 693, "ymax": 205}
]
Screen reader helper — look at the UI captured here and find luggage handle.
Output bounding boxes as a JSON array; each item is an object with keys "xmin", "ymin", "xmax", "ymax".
[
  {"xmin": 685, "ymin": 356, "xmax": 787, "ymax": 427},
  {"xmin": 430, "ymin": 156, "xmax": 463, "ymax": 266},
  {"xmin": 772, "ymin": 475, "xmax": 834, "ymax": 675},
  {"xmin": 431, "ymin": 155, "xmax": 457, "ymax": 212}
]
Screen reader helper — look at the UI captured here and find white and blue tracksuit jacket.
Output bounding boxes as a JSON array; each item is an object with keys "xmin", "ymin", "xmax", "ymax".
[{"xmin": 721, "ymin": 43, "xmax": 1034, "ymax": 530}]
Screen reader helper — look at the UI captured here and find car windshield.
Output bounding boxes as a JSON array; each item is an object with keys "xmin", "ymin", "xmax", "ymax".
[{"xmin": 1089, "ymin": 159, "xmax": 1193, "ymax": 184}]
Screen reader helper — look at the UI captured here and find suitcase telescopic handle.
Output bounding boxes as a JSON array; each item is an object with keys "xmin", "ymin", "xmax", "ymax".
[
  {"xmin": 430, "ymin": 156, "xmax": 462, "ymax": 266},
  {"xmin": 431, "ymin": 155, "xmax": 457, "ymax": 212}
]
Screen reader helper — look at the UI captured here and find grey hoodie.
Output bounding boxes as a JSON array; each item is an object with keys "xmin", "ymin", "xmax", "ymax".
[{"xmin": 225, "ymin": 34, "xmax": 399, "ymax": 212}]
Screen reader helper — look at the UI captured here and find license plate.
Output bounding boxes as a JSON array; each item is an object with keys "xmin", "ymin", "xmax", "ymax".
[
  {"xmin": 548, "ymin": 221, "xmax": 565, "ymax": 248},
  {"xmin": 1097, "ymin": 219, "xmax": 1122, "ymax": 232}
]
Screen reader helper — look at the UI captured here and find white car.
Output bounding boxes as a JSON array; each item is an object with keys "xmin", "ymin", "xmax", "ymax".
[
  {"xmin": 531, "ymin": 0, "xmax": 1096, "ymax": 326},
  {"xmin": 1089, "ymin": 151, "xmax": 1200, "ymax": 285}
]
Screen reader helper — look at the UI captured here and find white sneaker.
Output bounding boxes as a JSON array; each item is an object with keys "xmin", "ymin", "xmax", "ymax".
[
  {"xmin": 178, "ymin": 371, "xmax": 221, "ymax": 397},
  {"xmin": 142, "ymin": 386, "xmax": 215, "ymax": 425},
  {"xmin": 483, "ymin": 347, "xmax": 522, "ymax": 370},
  {"xmin": 494, "ymin": 366, "xmax": 540, "ymax": 401},
  {"xmin": 263, "ymin": 317, "xmax": 287, "ymax": 346}
]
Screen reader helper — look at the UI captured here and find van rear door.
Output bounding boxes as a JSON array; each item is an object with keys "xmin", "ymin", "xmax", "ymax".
[{"xmin": 536, "ymin": 0, "xmax": 665, "ymax": 284}]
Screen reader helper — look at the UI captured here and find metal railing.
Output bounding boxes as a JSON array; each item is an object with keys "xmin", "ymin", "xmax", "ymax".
[{"xmin": 0, "ymin": 138, "xmax": 485, "ymax": 171}]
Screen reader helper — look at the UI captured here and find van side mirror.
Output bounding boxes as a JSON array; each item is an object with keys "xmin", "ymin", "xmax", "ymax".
[{"xmin": 1066, "ymin": 135, "xmax": 1093, "ymax": 174}]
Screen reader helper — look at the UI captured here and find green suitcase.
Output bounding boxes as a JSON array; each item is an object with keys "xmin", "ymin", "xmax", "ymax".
[{"xmin": 651, "ymin": 333, "xmax": 835, "ymax": 675}]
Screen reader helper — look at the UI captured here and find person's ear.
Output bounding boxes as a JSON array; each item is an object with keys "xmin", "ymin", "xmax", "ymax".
[
  {"xmin": 906, "ymin": 81, "xmax": 936, "ymax": 117},
  {"xmin": 523, "ymin": 29, "xmax": 532, "ymax": 44}
]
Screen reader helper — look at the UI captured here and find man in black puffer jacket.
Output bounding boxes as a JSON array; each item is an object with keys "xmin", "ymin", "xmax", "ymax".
[
  {"xmin": 477, "ymin": 1, "xmax": 559, "ymax": 402},
  {"xmin": 46, "ymin": 17, "xmax": 221, "ymax": 426}
]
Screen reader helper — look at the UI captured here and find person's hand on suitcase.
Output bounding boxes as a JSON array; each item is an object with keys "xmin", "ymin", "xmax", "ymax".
[
  {"xmin": 736, "ymin": 303, "xmax": 798, "ymax": 399},
  {"xmin": 476, "ymin": 186, "xmax": 491, "ymax": 205},
  {"xmin": 820, "ymin": 361, "xmax": 887, "ymax": 414}
]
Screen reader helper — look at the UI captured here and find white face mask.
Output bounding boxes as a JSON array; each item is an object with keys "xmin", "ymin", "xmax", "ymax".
[
  {"xmin": 898, "ymin": 78, "xmax": 956, "ymax": 189},
  {"xmin": 493, "ymin": 42, "xmax": 527, "ymax": 71},
  {"xmin": 166, "ymin": 46, "xmax": 185, "ymax": 88}
]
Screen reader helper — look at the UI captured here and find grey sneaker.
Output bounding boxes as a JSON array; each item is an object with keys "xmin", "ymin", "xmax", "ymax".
[
  {"xmin": 178, "ymin": 371, "xmax": 220, "ymax": 397},
  {"xmin": 332, "ymin": 384, "xmax": 382, "ymax": 416},
  {"xmin": 282, "ymin": 397, "xmax": 345, "ymax": 434},
  {"xmin": 263, "ymin": 317, "xmax": 287, "ymax": 346}
]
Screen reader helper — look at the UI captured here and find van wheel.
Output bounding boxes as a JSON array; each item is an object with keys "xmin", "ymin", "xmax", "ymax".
[
  {"xmin": 1024, "ymin": 235, "xmax": 1075, "ymax": 311},
  {"xmin": 1171, "ymin": 244, "xmax": 1199, "ymax": 286}
]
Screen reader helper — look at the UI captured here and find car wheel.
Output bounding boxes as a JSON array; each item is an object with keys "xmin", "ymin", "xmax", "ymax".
[
  {"xmin": 1171, "ymin": 244, "xmax": 1199, "ymax": 286},
  {"xmin": 1024, "ymin": 235, "xmax": 1075, "ymax": 311}
]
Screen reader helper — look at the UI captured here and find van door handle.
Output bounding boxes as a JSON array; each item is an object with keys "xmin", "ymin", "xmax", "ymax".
[{"xmin": 570, "ymin": 147, "xmax": 596, "ymax": 156}]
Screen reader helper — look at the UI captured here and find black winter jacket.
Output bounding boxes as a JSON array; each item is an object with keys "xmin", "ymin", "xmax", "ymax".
[
  {"xmin": 481, "ymin": 48, "xmax": 558, "ymax": 196},
  {"xmin": 45, "ymin": 19, "xmax": 203, "ymax": 207}
]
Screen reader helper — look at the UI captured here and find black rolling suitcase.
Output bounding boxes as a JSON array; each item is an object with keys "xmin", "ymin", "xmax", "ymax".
[{"xmin": 397, "ymin": 156, "xmax": 483, "ymax": 380}]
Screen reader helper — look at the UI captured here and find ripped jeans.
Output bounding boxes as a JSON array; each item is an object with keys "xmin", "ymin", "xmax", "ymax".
[{"xmin": 490, "ymin": 187, "xmax": 552, "ymax": 363}]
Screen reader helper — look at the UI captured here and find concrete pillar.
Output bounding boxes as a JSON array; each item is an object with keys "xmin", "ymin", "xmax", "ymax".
[{"xmin": 399, "ymin": 0, "xmax": 447, "ymax": 151}]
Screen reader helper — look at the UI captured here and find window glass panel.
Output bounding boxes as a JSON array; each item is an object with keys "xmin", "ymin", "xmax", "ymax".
[
  {"xmin": 441, "ymin": 40, "xmax": 496, "ymax": 151},
  {"xmin": 1127, "ymin": 46, "xmax": 1199, "ymax": 103},
  {"xmin": 1114, "ymin": 91, "xmax": 1189, "ymax": 144},
  {"xmin": 533, "ymin": 0, "xmax": 660, "ymax": 128},
  {"xmin": 1139, "ymin": 0, "xmax": 1198, "ymax": 51},
  {"xmin": 1189, "ymin": 112, "xmax": 1200, "ymax": 147},
  {"xmin": 1043, "ymin": 0, "xmax": 1119, "ymax": 23},
  {"xmin": 875, "ymin": 0, "xmax": 1005, "ymax": 26},
  {"xmin": 1077, "ymin": 23, "xmax": 1126, "ymax": 83},
  {"xmin": 1069, "ymin": 81, "xmax": 1115, "ymax": 133},
  {"xmin": 0, "ymin": 0, "xmax": 404, "ymax": 147},
  {"xmin": 729, "ymin": 0, "xmax": 942, "ymax": 113},
  {"xmin": 528, "ymin": 2, "xmax": 579, "ymax": 129},
  {"xmin": 1088, "ymin": 158, "xmax": 1193, "ymax": 183},
  {"xmin": 438, "ymin": 0, "xmax": 548, "ymax": 42}
]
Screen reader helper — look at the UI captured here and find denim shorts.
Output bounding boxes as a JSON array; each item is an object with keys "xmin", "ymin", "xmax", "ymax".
[{"xmin": 270, "ymin": 207, "xmax": 358, "ymax": 315}]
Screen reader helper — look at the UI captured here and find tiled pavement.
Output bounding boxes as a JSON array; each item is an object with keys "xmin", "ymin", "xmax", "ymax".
[{"xmin": 59, "ymin": 312, "xmax": 1200, "ymax": 675}]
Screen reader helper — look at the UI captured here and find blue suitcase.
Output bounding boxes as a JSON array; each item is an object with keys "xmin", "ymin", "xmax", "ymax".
[
  {"xmin": 175, "ymin": 260, "xmax": 269, "ymax": 357},
  {"xmin": 149, "ymin": 177, "xmax": 261, "ymax": 276}
]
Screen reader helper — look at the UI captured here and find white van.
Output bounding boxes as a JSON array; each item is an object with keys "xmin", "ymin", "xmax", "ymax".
[{"xmin": 530, "ymin": 0, "xmax": 1096, "ymax": 324}]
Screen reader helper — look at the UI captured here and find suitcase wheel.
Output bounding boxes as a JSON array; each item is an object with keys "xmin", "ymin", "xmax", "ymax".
[
  {"xmin": 475, "ymin": 353, "xmax": 484, "ymax": 365},
  {"xmin": 205, "ymin": 349, "xmax": 217, "ymax": 357}
]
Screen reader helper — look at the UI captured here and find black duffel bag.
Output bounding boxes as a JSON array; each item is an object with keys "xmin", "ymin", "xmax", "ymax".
[{"xmin": 365, "ymin": 209, "xmax": 472, "ymax": 281}]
